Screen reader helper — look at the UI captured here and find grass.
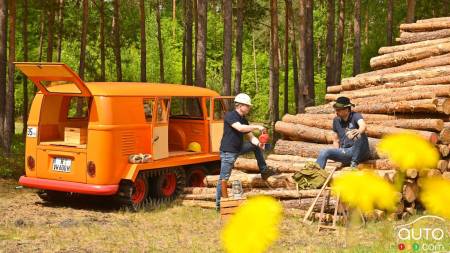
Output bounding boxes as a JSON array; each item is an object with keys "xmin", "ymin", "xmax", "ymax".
[
  {"xmin": 0, "ymin": 122, "xmax": 25, "ymax": 178},
  {"xmin": 1, "ymin": 179, "xmax": 449, "ymax": 252}
]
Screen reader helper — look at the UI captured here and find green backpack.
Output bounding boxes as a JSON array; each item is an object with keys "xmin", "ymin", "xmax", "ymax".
[{"xmin": 292, "ymin": 161, "xmax": 329, "ymax": 190}]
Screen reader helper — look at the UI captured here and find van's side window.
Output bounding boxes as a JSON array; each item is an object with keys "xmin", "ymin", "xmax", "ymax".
[
  {"xmin": 170, "ymin": 97, "xmax": 203, "ymax": 119},
  {"xmin": 67, "ymin": 97, "xmax": 89, "ymax": 119},
  {"xmin": 143, "ymin": 99, "xmax": 154, "ymax": 122},
  {"xmin": 157, "ymin": 98, "xmax": 170, "ymax": 123}
]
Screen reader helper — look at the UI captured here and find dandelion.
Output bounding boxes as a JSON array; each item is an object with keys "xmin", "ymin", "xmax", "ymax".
[
  {"xmin": 377, "ymin": 133, "xmax": 439, "ymax": 171},
  {"xmin": 331, "ymin": 170, "xmax": 399, "ymax": 213},
  {"xmin": 419, "ymin": 177, "xmax": 450, "ymax": 219},
  {"xmin": 221, "ymin": 196, "xmax": 282, "ymax": 253}
]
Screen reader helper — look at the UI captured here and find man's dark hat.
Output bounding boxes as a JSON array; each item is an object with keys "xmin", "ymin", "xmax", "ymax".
[{"xmin": 333, "ymin": 96, "xmax": 355, "ymax": 108}]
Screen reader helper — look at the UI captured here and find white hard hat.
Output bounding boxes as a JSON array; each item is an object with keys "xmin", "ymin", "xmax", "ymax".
[{"xmin": 234, "ymin": 93, "xmax": 252, "ymax": 106}]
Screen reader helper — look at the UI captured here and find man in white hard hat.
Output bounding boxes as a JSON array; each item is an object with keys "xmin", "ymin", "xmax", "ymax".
[{"xmin": 215, "ymin": 93, "xmax": 278, "ymax": 211}]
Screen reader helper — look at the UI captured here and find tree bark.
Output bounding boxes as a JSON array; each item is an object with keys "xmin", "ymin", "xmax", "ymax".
[
  {"xmin": 113, "ymin": 0, "xmax": 122, "ymax": 81},
  {"xmin": 56, "ymin": 0, "xmax": 64, "ymax": 62},
  {"xmin": 222, "ymin": 0, "xmax": 232, "ymax": 96},
  {"xmin": 22, "ymin": 0, "xmax": 29, "ymax": 140},
  {"xmin": 288, "ymin": 0, "xmax": 301, "ymax": 113},
  {"xmin": 233, "ymin": 0, "xmax": 243, "ymax": 94},
  {"xmin": 354, "ymin": 99, "xmax": 438, "ymax": 115},
  {"xmin": 370, "ymin": 43, "xmax": 450, "ymax": 70},
  {"xmin": 283, "ymin": 0, "xmax": 289, "ymax": 114},
  {"xmin": 379, "ymin": 37, "xmax": 450, "ymax": 55},
  {"xmin": 400, "ymin": 21, "xmax": 450, "ymax": 32},
  {"xmin": 234, "ymin": 158, "xmax": 338, "ymax": 173},
  {"xmin": 47, "ymin": 0, "xmax": 55, "ymax": 62},
  {"xmin": 139, "ymin": 0, "xmax": 146, "ymax": 82},
  {"xmin": 297, "ymin": 0, "xmax": 306, "ymax": 113},
  {"xmin": 4, "ymin": 0, "xmax": 15, "ymax": 152},
  {"xmin": 335, "ymin": 0, "xmax": 345, "ymax": 85},
  {"xmin": 78, "ymin": 0, "xmax": 88, "ymax": 80},
  {"xmin": 269, "ymin": 0, "xmax": 280, "ymax": 125},
  {"xmin": 359, "ymin": 53, "xmax": 450, "ymax": 78},
  {"xmin": 418, "ymin": 17, "xmax": 450, "ymax": 23},
  {"xmin": 406, "ymin": 0, "xmax": 415, "ymax": 24},
  {"xmin": 325, "ymin": 0, "xmax": 335, "ymax": 88},
  {"xmin": 99, "ymin": 0, "xmax": 105, "ymax": 81},
  {"xmin": 156, "ymin": 1, "xmax": 165, "ymax": 82},
  {"xmin": 185, "ymin": 0, "xmax": 193, "ymax": 85},
  {"xmin": 38, "ymin": 8, "xmax": 45, "ymax": 63},
  {"xmin": 0, "ymin": 0, "xmax": 6, "ymax": 148},
  {"xmin": 195, "ymin": 0, "xmax": 207, "ymax": 87},
  {"xmin": 352, "ymin": 0, "xmax": 361, "ymax": 76},
  {"xmin": 305, "ymin": 0, "xmax": 314, "ymax": 102},
  {"xmin": 397, "ymin": 29, "xmax": 450, "ymax": 44},
  {"xmin": 386, "ymin": 0, "xmax": 393, "ymax": 46},
  {"xmin": 204, "ymin": 170, "xmax": 296, "ymax": 188},
  {"xmin": 440, "ymin": 127, "xmax": 450, "ymax": 144}
]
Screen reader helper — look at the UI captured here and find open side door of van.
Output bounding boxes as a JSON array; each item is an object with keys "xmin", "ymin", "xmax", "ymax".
[
  {"xmin": 210, "ymin": 96, "xmax": 234, "ymax": 152},
  {"xmin": 15, "ymin": 62, "xmax": 91, "ymax": 97}
]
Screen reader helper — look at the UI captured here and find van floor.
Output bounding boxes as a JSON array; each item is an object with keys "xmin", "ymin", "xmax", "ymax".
[{"xmin": 168, "ymin": 150, "xmax": 201, "ymax": 157}]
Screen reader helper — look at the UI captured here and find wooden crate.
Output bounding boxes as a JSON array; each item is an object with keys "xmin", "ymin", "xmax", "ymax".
[
  {"xmin": 64, "ymin": 127, "xmax": 87, "ymax": 144},
  {"xmin": 220, "ymin": 197, "xmax": 246, "ymax": 221}
]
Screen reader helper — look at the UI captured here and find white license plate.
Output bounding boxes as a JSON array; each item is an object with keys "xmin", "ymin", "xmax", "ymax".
[{"xmin": 52, "ymin": 157, "xmax": 72, "ymax": 173}]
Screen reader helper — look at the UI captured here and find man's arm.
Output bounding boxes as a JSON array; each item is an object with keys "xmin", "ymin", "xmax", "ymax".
[
  {"xmin": 356, "ymin": 119, "xmax": 367, "ymax": 134},
  {"xmin": 231, "ymin": 122, "xmax": 265, "ymax": 133}
]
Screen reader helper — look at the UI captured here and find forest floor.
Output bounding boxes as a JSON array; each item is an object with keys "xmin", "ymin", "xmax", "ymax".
[{"xmin": 0, "ymin": 178, "xmax": 449, "ymax": 253}]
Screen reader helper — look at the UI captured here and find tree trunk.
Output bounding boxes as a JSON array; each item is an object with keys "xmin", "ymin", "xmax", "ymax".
[
  {"xmin": 282, "ymin": 113, "xmax": 397, "ymax": 123},
  {"xmin": 406, "ymin": 0, "xmax": 415, "ymax": 24},
  {"xmin": 364, "ymin": 4, "xmax": 368, "ymax": 45},
  {"xmin": 417, "ymin": 17, "xmax": 450, "ymax": 23},
  {"xmin": 283, "ymin": 0, "xmax": 289, "ymax": 114},
  {"xmin": 56, "ymin": 0, "xmax": 64, "ymax": 62},
  {"xmin": 335, "ymin": 0, "xmax": 345, "ymax": 85},
  {"xmin": 400, "ymin": 22, "xmax": 450, "ymax": 32},
  {"xmin": 352, "ymin": 0, "xmax": 361, "ymax": 76},
  {"xmin": 156, "ymin": 1, "xmax": 165, "ymax": 83},
  {"xmin": 287, "ymin": 0, "xmax": 300, "ymax": 113},
  {"xmin": 182, "ymin": 1, "xmax": 186, "ymax": 84},
  {"xmin": 354, "ymin": 99, "xmax": 438, "ymax": 115},
  {"xmin": 370, "ymin": 42, "xmax": 450, "ymax": 70},
  {"xmin": 325, "ymin": 0, "xmax": 335, "ymax": 87},
  {"xmin": 99, "ymin": 0, "xmax": 105, "ymax": 81},
  {"xmin": 0, "ymin": 0, "xmax": 6, "ymax": 148},
  {"xmin": 386, "ymin": 0, "xmax": 393, "ymax": 46},
  {"xmin": 397, "ymin": 29, "xmax": 450, "ymax": 44},
  {"xmin": 38, "ymin": 9, "xmax": 45, "ymax": 63},
  {"xmin": 22, "ymin": 0, "xmax": 29, "ymax": 140},
  {"xmin": 252, "ymin": 30, "xmax": 259, "ymax": 92},
  {"xmin": 234, "ymin": 158, "xmax": 338, "ymax": 174},
  {"xmin": 113, "ymin": 0, "xmax": 122, "ymax": 81},
  {"xmin": 185, "ymin": 0, "xmax": 193, "ymax": 85},
  {"xmin": 4, "ymin": 0, "xmax": 15, "ymax": 152},
  {"xmin": 47, "ymin": 0, "xmax": 55, "ymax": 62},
  {"xmin": 269, "ymin": 0, "xmax": 280, "ymax": 125},
  {"xmin": 359, "ymin": 53, "xmax": 450, "ymax": 78},
  {"xmin": 195, "ymin": 0, "xmax": 207, "ymax": 87},
  {"xmin": 305, "ymin": 0, "xmax": 314, "ymax": 103},
  {"xmin": 222, "ymin": 0, "xmax": 232, "ymax": 96},
  {"xmin": 379, "ymin": 37, "xmax": 450, "ymax": 55},
  {"xmin": 139, "ymin": 0, "xmax": 146, "ymax": 82},
  {"xmin": 78, "ymin": 0, "xmax": 88, "ymax": 80},
  {"xmin": 204, "ymin": 170, "xmax": 296, "ymax": 188},
  {"xmin": 297, "ymin": 0, "xmax": 306, "ymax": 113},
  {"xmin": 233, "ymin": 0, "xmax": 243, "ymax": 94}
]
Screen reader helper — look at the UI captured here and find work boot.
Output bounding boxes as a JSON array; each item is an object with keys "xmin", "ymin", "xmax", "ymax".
[{"xmin": 261, "ymin": 168, "xmax": 279, "ymax": 180}]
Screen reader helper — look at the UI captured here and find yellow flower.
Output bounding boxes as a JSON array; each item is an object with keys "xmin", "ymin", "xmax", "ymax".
[
  {"xmin": 331, "ymin": 170, "xmax": 399, "ymax": 213},
  {"xmin": 221, "ymin": 196, "xmax": 282, "ymax": 253},
  {"xmin": 420, "ymin": 177, "xmax": 450, "ymax": 219},
  {"xmin": 377, "ymin": 133, "xmax": 439, "ymax": 171}
]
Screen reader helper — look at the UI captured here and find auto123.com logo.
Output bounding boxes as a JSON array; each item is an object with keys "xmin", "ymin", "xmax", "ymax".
[{"xmin": 394, "ymin": 215, "xmax": 449, "ymax": 252}]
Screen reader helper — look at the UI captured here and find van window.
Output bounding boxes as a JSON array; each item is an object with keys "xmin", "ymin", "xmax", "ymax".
[
  {"xmin": 170, "ymin": 97, "xmax": 203, "ymax": 119},
  {"xmin": 157, "ymin": 98, "xmax": 170, "ymax": 123},
  {"xmin": 67, "ymin": 97, "xmax": 89, "ymax": 119},
  {"xmin": 143, "ymin": 99, "xmax": 154, "ymax": 122}
]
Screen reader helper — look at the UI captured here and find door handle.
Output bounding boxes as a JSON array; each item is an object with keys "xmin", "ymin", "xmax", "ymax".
[{"xmin": 153, "ymin": 136, "xmax": 159, "ymax": 143}]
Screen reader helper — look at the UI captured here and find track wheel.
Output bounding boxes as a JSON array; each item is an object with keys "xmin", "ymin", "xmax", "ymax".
[
  {"xmin": 130, "ymin": 173, "xmax": 149, "ymax": 210},
  {"xmin": 186, "ymin": 167, "xmax": 206, "ymax": 187},
  {"xmin": 150, "ymin": 167, "xmax": 186, "ymax": 202}
]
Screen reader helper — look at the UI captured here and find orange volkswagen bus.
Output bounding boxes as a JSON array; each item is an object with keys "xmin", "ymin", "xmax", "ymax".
[{"xmin": 17, "ymin": 63, "xmax": 231, "ymax": 209}]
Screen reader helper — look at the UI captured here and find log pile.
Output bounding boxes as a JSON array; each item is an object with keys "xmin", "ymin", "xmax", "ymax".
[{"xmin": 270, "ymin": 16, "xmax": 450, "ymax": 220}]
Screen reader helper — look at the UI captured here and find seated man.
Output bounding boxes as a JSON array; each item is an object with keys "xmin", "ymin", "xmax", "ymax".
[{"xmin": 316, "ymin": 96, "xmax": 370, "ymax": 169}]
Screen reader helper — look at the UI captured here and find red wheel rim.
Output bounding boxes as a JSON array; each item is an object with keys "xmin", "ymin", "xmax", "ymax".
[
  {"xmin": 188, "ymin": 169, "xmax": 205, "ymax": 187},
  {"xmin": 131, "ymin": 177, "xmax": 146, "ymax": 204},
  {"xmin": 161, "ymin": 173, "xmax": 177, "ymax": 197}
]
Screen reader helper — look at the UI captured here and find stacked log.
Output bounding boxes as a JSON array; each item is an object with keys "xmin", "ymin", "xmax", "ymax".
[{"xmin": 271, "ymin": 16, "xmax": 450, "ymax": 220}]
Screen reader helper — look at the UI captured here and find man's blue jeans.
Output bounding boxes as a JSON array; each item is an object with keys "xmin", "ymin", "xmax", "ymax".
[
  {"xmin": 215, "ymin": 142, "xmax": 268, "ymax": 209},
  {"xmin": 316, "ymin": 136, "xmax": 370, "ymax": 169}
]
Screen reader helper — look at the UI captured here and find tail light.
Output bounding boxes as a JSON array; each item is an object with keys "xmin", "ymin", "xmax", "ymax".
[
  {"xmin": 27, "ymin": 156, "xmax": 35, "ymax": 170},
  {"xmin": 87, "ymin": 161, "xmax": 96, "ymax": 177}
]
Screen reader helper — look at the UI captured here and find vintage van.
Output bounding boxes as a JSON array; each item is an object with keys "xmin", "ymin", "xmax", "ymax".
[{"xmin": 17, "ymin": 63, "xmax": 231, "ymax": 209}]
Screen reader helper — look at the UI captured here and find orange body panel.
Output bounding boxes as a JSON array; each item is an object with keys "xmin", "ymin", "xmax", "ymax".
[{"xmin": 18, "ymin": 63, "xmax": 225, "ymax": 196}]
